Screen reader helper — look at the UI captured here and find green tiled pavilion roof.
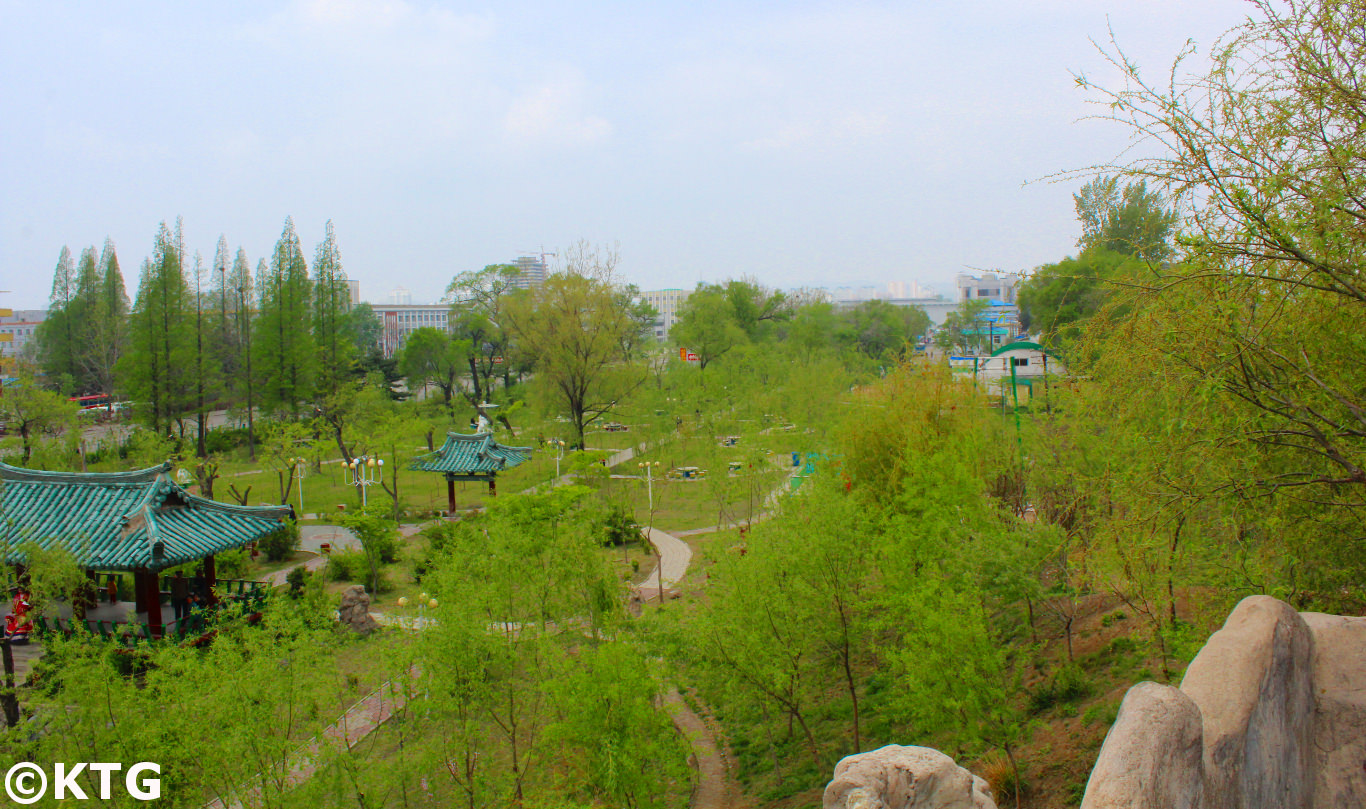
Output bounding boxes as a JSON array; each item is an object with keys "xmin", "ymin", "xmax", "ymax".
[
  {"xmin": 0, "ymin": 461, "xmax": 292, "ymax": 572},
  {"xmin": 409, "ymin": 432, "xmax": 531, "ymax": 476}
]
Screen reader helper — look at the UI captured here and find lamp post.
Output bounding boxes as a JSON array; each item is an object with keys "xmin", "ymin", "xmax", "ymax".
[
  {"xmin": 549, "ymin": 438, "xmax": 566, "ymax": 484},
  {"xmin": 347, "ymin": 455, "xmax": 384, "ymax": 508},
  {"xmin": 289, "ymin": 456, "xmax": 307, "ymax": 518},
  {"xmin": 636, "ymin": 460, "xmax": 660, "ymax": 511}
]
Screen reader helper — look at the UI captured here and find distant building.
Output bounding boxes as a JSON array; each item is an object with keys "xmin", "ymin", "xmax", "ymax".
[
  {"xmin": 512, "ymin": 256, "xmax": 548, "ymax": 290},
  {"xmin": 956, "ymin": 271, "xmax": 1022, "ymax": 304},
  {"xmin": 0, "ymin": 309, "xmax": 47, "ymax": 362},
  {"xmin": 640, "ymin": 288, "xmax": 691, "ymax": 342},
  {"xmin": 370, "ymin": 303, "xmax": 452, "ymax": 358},
  {"xmin": 346, "ymin": 279, "xmax": 361, "ymax": 306},
  {"xmin": 388, "ymin": 286, "xmax": 413, "ymax": 305}
]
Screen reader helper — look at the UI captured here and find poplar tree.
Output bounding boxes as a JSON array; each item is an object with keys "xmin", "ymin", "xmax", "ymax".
[
  {"xmin": 83, "ymin": 239, "xmax": 130, "ymax": 404},
  {"xmin": 253, "ymin": 217, "xmax": 316, "ymax": 419}
]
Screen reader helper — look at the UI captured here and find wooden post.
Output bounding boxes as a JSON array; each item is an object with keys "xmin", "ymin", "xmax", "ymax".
[
  {"xmin": 0, "ymin": 639, "xmax": 18, "ymax": 728},
  {"xmin": 488, "ymin": 478, "xmax": 496, "ymax": 497},
  {"xmin": 447, "ymin": 477, "xmax": 456, "ymax": 516},
  {"xmin": 203, "ymin": 555, "xmax": 217, "ymax": 603},
  {"xmin": 135, "ymin": 568, "xmax": 163, "ymax": 638}
]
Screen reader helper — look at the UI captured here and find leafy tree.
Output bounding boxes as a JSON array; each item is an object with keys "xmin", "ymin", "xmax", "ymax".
[
  {"xmin": 505, "ymin": 245, "xmax": 646, "ymax": 448},
  {"xmin": 839, "ymin": 299, "xmax": 930, "ymax": 358},
  {"xmin": 934, "ymin": 298, "xmax": 991, "ymax": 353},
  {"xmin": 254, "ymin": 216, "xmax": 316, "ymax": 418},
  {"xmin": 446, "ymin": 263, "xmax": 519, "ymax": 405},
  {"xmin": 1074, "ymin": 175, "xmax": 1177, "ymax": 263},
  {"xmin": 338, "ymin": 503, "xmax": 400, "ymax": 594},
  {"xmin": 0, "ymin": 369, "xmax": 76, "ymax": 463},
  {"xmin": 398, "ymin": 326, "xmax": 469, "ymax": 408},
  {"xmin": 1015, "ymin": 248, "xmax": 1142, "ymax": 346},
  {"xmin": 670, "ymin": 283, "xmax": 747, "ymax": 372}
]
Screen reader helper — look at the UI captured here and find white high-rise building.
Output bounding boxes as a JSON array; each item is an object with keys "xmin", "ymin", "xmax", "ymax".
[
  {"xmin": 640, "ymin": 288, "xmax": 691, "ymax": 342},
  {"xmin": 512, "ymin": 256, "xmax": 547, "ymax": 289}
]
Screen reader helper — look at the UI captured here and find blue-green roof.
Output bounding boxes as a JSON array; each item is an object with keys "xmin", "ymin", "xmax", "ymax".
[
  {"xmin": 409, "ymin": 432, "xmax": 531, "ymax": 476},
  {"xmin": 0, "ymin": 462, "xmax": 292, "ymax": 572}
]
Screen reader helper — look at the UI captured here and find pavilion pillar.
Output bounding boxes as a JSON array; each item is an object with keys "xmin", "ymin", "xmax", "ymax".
[
  {"xmin": 447, "ymin": 476, "xmax": 456, "ymax": 517},
  {"xmin": 203, "ymin": 555, "xmax": 217, "ymax": 603},
  {"xmin": 488, "ymin": 478, "xmax": 496, "ymax": 497},
  {"xmin": 134, "ymin": 568, "xmax": 163, "ymax": 638}
]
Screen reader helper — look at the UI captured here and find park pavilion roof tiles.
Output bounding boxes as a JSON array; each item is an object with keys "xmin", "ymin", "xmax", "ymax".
[
  {"xmin": 408, "ymin": 432, "xmax": 531, "ymax": 476},
  {"xmin": 0, "ymin": 461, "xmax": 292, "ymax": 572}
]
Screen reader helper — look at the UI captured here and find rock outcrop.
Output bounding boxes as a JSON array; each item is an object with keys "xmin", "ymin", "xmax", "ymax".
[
  {"xmin": 338, "ymin": 585, "xmax": 379, "ymax": 635},
  {"xmin": 823, "ymin": 745, "xmax": 998, "ymax": 809},
  {"xmin": 1082, "ymin": 595, "xmax": 1366, "ymax": 809}
]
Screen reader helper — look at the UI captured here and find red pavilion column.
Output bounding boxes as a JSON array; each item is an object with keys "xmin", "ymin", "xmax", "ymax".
[
  {"xmin": 447, "ymin": 477, "xmax": 457, "ymax": 517},
  {"xmin": 134, "ymin": 568, "xmax": 163, "ymax": 638}
]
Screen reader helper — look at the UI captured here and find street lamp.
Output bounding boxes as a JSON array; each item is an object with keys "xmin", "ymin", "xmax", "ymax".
[
  {"xmin": 347, "ymin": 455, "xmax": 384, "ymax": 508},
  {"xmin": 637, "ymin": 460, "xmax": 660, "ymax": 511},
  {"xmin": 289, "ymin": 456, "xmax": 307, "ymax": 518},
  {"xmin": 549, "ymin": 438, "xmax": 566, "ymax": 483}
]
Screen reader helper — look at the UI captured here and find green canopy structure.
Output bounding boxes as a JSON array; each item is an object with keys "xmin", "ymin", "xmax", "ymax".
[
  {"xmin": 0, "ymin": 461, "xmax": 292, "ymax": 636},
  {"xmin": 409, "ymin": 432, "xmax": 531, "ymax": 514}
]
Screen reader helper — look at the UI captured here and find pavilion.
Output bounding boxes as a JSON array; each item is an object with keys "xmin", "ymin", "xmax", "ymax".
[
  {"xmin": 0, "ymin": 461, "xmax": 292, "ymax": 637},
  {"xmin": 409, "ymin": 432, "xmax": 531, "ymax": 515}
]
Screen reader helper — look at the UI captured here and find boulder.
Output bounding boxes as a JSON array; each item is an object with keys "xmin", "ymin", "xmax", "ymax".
[
  {"xmin": 823, "ymin": 745, "xmax": 997, "ymax": 809},
  {"xmin": 338, "ymin": 585, "xmax": 379, "ymax": 635},
  {"xmin": 1081, "ymin": 682, "xmax": 1204, "ymax": 809},
  {"xmin": 1300, "ymin": 611, "xmax": 1366, "ymax": 808},
  {"xmin": 1180, "ymin": 595, "xmax": 1315, "ymax": 809}
]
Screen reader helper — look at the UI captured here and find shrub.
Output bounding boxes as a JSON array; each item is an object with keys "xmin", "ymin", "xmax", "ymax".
[
  {"xmin": 215, "ymin": 548, "xmax": 251, "ymax": 579},
  {"xmin": 259, "ymin": 520, "xmax": 300, "ymax": 562},
  {"xmin": 598, "ymin": 504, "xmax": 642, "ymax": 547},
  {"xmin": 327, "ymin": 550, "xmax": 369, "ymax": 582},
  {"xmin": 285, "ymin": 566, "xmax": 307, "ymax": 597}
]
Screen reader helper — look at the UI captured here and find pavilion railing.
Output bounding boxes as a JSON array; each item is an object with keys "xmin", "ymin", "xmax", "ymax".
[{"xmin": 29, "ymin": 585, "xmax": 271, "ymax": 645}]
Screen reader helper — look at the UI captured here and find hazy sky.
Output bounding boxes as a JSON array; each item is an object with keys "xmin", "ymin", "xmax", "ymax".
[{"xmin": 1, "ymin": 0, "xmax": 1251, "ymax": 309}]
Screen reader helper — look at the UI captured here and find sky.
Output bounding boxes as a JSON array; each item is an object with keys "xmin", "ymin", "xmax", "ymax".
[{"xmin": 0, "ymin": 0, "xmax": 1253, "ymax": 309}]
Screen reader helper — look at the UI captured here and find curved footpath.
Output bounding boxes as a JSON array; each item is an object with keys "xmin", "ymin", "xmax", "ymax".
[{"xmin": 244, "ymin": 437, "xmax": 752, "ymax": 809}]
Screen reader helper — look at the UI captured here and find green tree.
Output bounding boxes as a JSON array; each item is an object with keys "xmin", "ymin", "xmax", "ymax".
[
  {"xmin": 254, "ymin": 216, "xmax": 316, "ymax": 418},
  {"xmin": 446, "ymin": 263, "xmax": 519, "ymax": 405},
  {"xmin": 312, "ymin": 220, "xmax": 354, "ymax": 396},
  {"xmin": 504, "ymin": 246, "xmax": 646, "ymax": 448},
  {"xmin": 121, "ymin": 222, "xmax": 194, "ymax": 435},
  {"xmin": 839, "ymin": 299, "xmax": 930, "ymax": 359},
  {"xmin": 34, "ymin": 246, "xmax": 79, "ymax": 388},
  {"xmin": 398, "ymin": 326, "xmax": 469, "ymax": 408},
  {"xmin": 1015, "ymin": 248, "xmax": 1142, "ymax": 346},
  {"xmin": 79, "ymin": 238, "xmax": 130, "ymax": 407},
  {"xmin": 1074, "ymin": 175, "xmax": 1177, "ymax": 263},
  {"xmin": 0, "ymin": 369, "xmax": 76, "ymax": 463},
  {"xmin": 934, "ymin": 298, "xmax": 991, "ymax": 353},
  {"xmin": 670, "ymin": 283, "xmax": 747, "ymax": 372}
]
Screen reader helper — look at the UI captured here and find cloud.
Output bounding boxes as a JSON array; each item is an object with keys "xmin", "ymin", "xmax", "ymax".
[{"xmin": 504, "ymin": 72, "xmax": 612, "ymax": 148}]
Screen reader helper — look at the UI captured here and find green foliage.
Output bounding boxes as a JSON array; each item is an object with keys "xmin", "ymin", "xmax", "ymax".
[
  {"xmin": 1016, "ymin": 248, "xmax": 1143, "ymax": 346},
  {"xmin": 596, "ymin": 503, "xmax": 642, "ymax": 547},
  {"xmin": 258, "ymin": 519, "xmax": 300, "ymax": 562},
  {"xmin": 253, "ymin": 216, "xmax": 317, "ymax": 418},
  {"xmin": 119, "ymin": 221, "xmax": 195, "ymax": 433},
  {"xmin": 1073, "ymin": 175, "xmax": 1177, "ymax": 263},
  {"xmin": 214, "ymin": 547, "xmax": 251, "ymax": 579},
  {"xmin": 338, "ymin": 503, "xmax": 401, "ymax": 593}
]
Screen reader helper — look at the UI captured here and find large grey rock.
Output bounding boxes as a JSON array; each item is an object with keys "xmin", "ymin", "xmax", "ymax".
[
  {"xmin": 338, "ymin": 585, "xmax": 379, "ymax": 635},
  {"xmin": 823, "ymin": 745, "xmax": 997, "ymax": 809},
  {"xmin": 1081, "ymin": 682, "xmax": 1205, "ymax": 809},
  {"xmin": 1300, "ymin": 611, "xmax": 1366, "ymax": 809},
  {"xmin": 1083, "ymin": 596, "xmax": 1366, "ymax": 809},
  {"xmin": 1180, "ymin": 595, "xmax": 1315, "ymax": 809}
]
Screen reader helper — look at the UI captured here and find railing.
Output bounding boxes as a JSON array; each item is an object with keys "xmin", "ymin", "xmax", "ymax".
[{"xmin": 29, "ymin": 586, "xmax": 270, "ymax": 644}]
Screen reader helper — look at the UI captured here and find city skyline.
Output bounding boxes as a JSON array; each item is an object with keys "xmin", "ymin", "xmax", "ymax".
[{"xmin": 1, "ymin": 1, "xmax": 1251, "ymax": 309}]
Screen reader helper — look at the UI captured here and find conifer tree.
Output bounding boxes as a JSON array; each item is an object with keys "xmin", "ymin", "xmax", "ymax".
[
  {"xmin": 81, "ymin": 239, "xmax": 130, "ymax": 404},
  {"xmin": 312, "ymin": 220, "xmax": 353, "ymax": 395},
  {"xmin": 121, "ymin": 222, "xmax": 194, "ymax": 435},
  {"xmin": 35, "ymin": 246, "xmax": 78, "ymax": 388},
  {"xmin": 253, "ymin": 217, "xmax": 315, "ymax": 418}
]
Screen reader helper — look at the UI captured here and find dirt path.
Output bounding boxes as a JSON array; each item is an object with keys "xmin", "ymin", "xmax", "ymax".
[{"xmin": 667, "ymin": 688, "xmax": 738, "ymax": 809}]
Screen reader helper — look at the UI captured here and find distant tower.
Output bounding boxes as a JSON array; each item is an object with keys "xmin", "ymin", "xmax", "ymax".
[
  {"xmin": 388, "ymin": 286, "xmax": 412, "ymax": 305},
  {"xmin": 512, "ymin": 255, "xmax": 548, "ymax": 289}
]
